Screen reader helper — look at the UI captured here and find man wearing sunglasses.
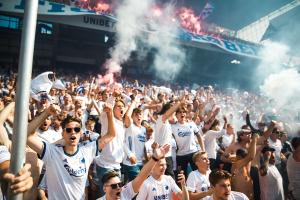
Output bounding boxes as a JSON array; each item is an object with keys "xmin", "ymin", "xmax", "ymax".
[
  {"xmin": 26, "ymin": 104, "xmax": 117, "ymax": 200},
  {"xmin": 98, "ymin": 144, "xmax": 172, "ymax": 200}
]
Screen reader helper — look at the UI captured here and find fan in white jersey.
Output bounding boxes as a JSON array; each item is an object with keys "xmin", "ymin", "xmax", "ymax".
[
  {"xmin": 171, "ymin": 106, "xmax": 204, "ymax": 176},
  {"xmin": 187, "ymin": 151, "xmax": 213, "ymax": 200},
  {"xmin": 26, "ymin": 104, "xmax": 117, "ymax": 200},
  {"xmin": 37, "ymin": 115, "xmax": 62, "ymax": 143},
  {"xmin": 136, "ymin": 157, "xmax": 189, "ymax": 200},
  {"xmin": 207, "ymin": 170, "xmax": 249, "ymax": 200},
  {"xmin": 154, "ymin": 98, "xmax": 186, "ymax": 179},
  {"xmin": 98, "ymin": 144, "xmax": 172, "ymax": 200},
  {"xmin": 94, "ymin": 100, "xmax": 126, "ymax": 196},
  {"xmin": 142, "ymin": 120, "xmax": 155, "ymax": 162},
  {"xmin": 123, "ymin": 100, "xmax": 146, "ymax": 182}
]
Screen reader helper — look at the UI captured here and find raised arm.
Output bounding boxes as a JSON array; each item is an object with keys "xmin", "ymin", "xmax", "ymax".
[
  {"xmin": 27, "ymin": 105, "xmax": 61, "ymax": 156},
  {"xmin": 177, "ymin": 171, "xmax": 190, "ymax": 200},
  {"xmin": 98, "ymin": 104, "xmax": 116, "ymax": 150},
  {"xmin": 162, "ymin": 97, "xmax": 185, "ymax": 122},
  {"xmin": 245, "ymin": 112, "xmax": 262, "ymax": 134},
  {"xmin": 196, "ymin": 133, "xmax": 205, "ymax": 151},
  {"xmin": 131, "ymin": 144, "xmax": 170, "ymax": 193},
  {"xmin": 261, "ymin": 120, "xmax": 276, "ymax": 140},
  {"xmin": 124, "ymin": 100, "xmax": 137, "ymax": 128},
  {"xmin": 232, "ymin": 134, "xmax": 258, "ymax": 169},
  {"xmin": 0, "ymin": 102, "xmax": 15, "ymax": 124},
  {"xmin": 0, "ymin": 102, "xmax": 15, "ymax": 150}
]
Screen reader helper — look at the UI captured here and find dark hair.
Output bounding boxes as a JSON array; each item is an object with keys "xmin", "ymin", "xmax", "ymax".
[
  {"xmin": 237, "ymin": 132, "xmax": 243, "ymax": 143},
  {"xmin": 209, "ymin": 170, "xmax": 232, "ymax": 187},
  {"xmin": 86, "ymin": 116, "xmax": 96, "ymax": 124},
  {"xmin": 132, "ymin": 108, "xmax": 142, "ymax": 115},
  {"xmin": 61, "ymin": 115, "xmax": 82, "ymax": 129},
  {"xmin": 101, "ymin": 171, "xmax": 120, "ymax": 184},
  {"xmin": 241, "ymin": 125, "xmax": 250, "ymax": 130},
  {"xmin": 157, "ymin": 101, "xmax": 173, "ymax": 115},
  {"xmin": 291, "ymin": 137, "xmax": 300, "ymax": 150},
  {"xmin": 141, "ymin": 120, "xmax": 148, "ymax": 126},
  {"xmin": 236, "ymin": 148, "xmax": 248, "ymax": 158},
  {"xmin": 210, "ymin": 119, "xmax": 220, "ymax": 130},
  {"xmin": 101, "ymin": 90, "xmax": 108, "ymax": 96}
]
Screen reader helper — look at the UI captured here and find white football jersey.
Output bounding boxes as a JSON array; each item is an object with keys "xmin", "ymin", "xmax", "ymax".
[{"xmin": 40, "ymin": 141, "xmax": 98, "ymax": 200}]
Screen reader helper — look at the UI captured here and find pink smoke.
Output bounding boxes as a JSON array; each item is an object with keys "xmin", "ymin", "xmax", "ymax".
[{"xmin": 177, "ymin": 7, "xmax": 202, "ymax": 35}]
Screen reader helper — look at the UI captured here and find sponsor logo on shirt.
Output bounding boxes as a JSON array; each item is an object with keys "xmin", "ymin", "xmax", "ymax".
[
  {"xmin": 63, "ymin": 158, "xmax": 87, "ymax": 177},
  {"xmin": 154, "ymin": 194, "xmax": 169, "ymax": 200},
  {"xmin": 178, "ymin": 131, "xmax": 191, "ymax": 137},
  {"xmin": 137, "ymin": 134, "xmax": 146, "ymax": 143}
]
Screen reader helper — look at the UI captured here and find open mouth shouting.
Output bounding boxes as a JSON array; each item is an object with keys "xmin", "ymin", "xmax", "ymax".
[{"xmin": 70, "ymin": 135, "xmax": 77, "ymax": 142}]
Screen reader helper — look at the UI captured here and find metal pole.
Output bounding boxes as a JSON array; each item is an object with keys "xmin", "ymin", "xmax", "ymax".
[{"xmin": 7, "ymin": 0, "xmax": 39, "ymax": 199}]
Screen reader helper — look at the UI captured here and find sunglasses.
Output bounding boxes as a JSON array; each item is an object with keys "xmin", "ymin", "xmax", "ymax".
[
  {"xmin": 108, "ymin": 182, "xmax": 123, "ymax": 189},
  {"xmin": 65, "ymin": 127, "xmax": 81, "ymax": 133}
]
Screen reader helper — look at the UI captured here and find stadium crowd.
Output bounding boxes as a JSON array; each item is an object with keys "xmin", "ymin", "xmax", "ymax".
[{"xmin": 0, "ymin": 69, "xmax": 299, "ymax": 200}]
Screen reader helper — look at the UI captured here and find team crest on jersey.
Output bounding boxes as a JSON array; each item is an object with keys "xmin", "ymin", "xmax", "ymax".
[{"xmin": 152, "ymin": 187, "xmax": 156, "ymax": 192}]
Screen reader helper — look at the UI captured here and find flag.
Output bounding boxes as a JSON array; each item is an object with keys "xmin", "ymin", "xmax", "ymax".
[
  {"xmin": 199, "ymin": 2, "xmax": 214, "ymax": 20},
  {"xmin": 31, "ymin": 72, "xmax": 54, "ymax": 95},
  {"xmin": 52, "ymin": 79, "xmax": 65, "ymax": 90}
]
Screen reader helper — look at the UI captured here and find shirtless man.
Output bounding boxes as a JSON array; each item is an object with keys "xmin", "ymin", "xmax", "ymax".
[
  {"xmin": 231, "ymin": 134, "xmax": 258, "ymax": 200},
  {"xmin": 222, "ymin": 121, "xmax": 276, "ymax": 200},
  {"xmin": 223, "ymin": 121, "xmax": 276, "ymax": 158}
]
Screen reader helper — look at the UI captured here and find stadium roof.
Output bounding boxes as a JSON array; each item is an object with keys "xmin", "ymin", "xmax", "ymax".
[{"xmin": 180, "ymin": 0, "xmax": 300, "ymax": 55}]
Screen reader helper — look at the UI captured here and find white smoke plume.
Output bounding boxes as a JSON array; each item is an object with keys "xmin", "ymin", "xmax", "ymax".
[
  {"xmin": 105, "ymin": 0, "xmax": 153, "ymax": 74},
  {"xmin": 255, "ymin": 40, "xmax": 290, "ymax": 83},
  {"xmin": 258, "ymin": 41, "xmax": 300, "ymax": 135},
  {"xmin": 146, "ymin": 4, "xmax": 186, "ymax": 80},
  {"xmin": 105, "ymin": 0, "xmax": 185, "ymax": 81}
]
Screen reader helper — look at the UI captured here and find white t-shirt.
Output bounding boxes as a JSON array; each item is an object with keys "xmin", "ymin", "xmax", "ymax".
[
  {"xmin": 95, "ymin": 113, "xmax": 125, "ymax": 169},
  {"xmin": 97, "ymin": 181, "xmax": 136, "ymax": 200},
  {"xmin": 95, "ymin": 101, "xmax": 105, "ymax": 116},
  {"xmin": 37, "ymin": 128, "xmax": 62, "ymax": 144},
  {"xmin": 204, "ymin": 129, "xmax": 226, "ymax": 159},
  {"xmin": 268, "ymin": 138, "xmax": 282, "ymax": 165},
  {"xmin": 222, "ymin": 133, "xmax": 234, "ymax": 148},
  {"xmin": 123, "ymin": 124, "xmax": 146, "ymax": 166},
  {"xmin": 40, "ymin": 141, "xmax": 98, "ymax": 200},
  {"xmin": 259, "ymin": 165, "xmax": 284, "ymax": 200},
  {"xmin": 287, "ymin": 155, "xmax": 300, "ymax": 198},
  {"xmin": 136, "ymin": 175, "xmax": 181, "ymax": 200},
  {"xmin": 0, "ymin": 145, "xmax": 10, "ymax": 200},
  {"xmin": 171, "ymin": 122, "xmax": 199, "ymax": 156},
  {"xmin": 186, "ymin": 170, "xmax": 211, "ymax": 200},
  {"xmin": 154, "ymin": 115, "xmax": 172, "ymax": 157},
  {"xmin": 207, "ymin": 191, "xmax": 249, "ymax": 200}
]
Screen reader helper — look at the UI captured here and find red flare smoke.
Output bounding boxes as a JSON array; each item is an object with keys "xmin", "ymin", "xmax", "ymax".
[
  {"xmin": 97, "ymin": 73, "xmax": 114, "ymax": 85},
  {"xmin": 177, "ymin": 7, "xmax": 202, "ymax": 35}
]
